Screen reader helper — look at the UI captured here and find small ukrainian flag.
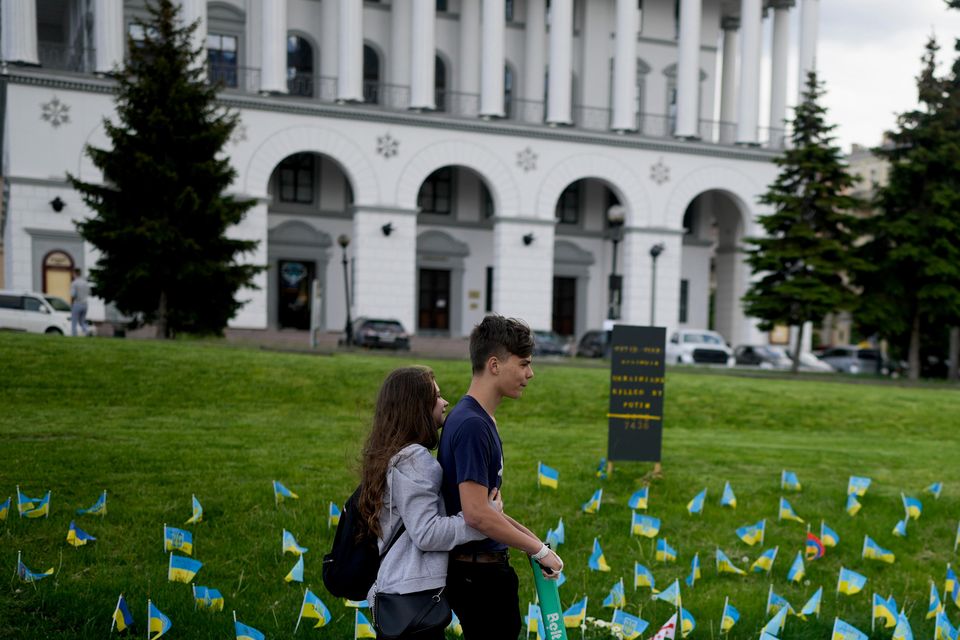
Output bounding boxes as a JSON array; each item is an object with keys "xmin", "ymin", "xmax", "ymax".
[
  {"xmin": 582, "ymin": 488, "xmax": 602, "ymax": 514},
  {"xmin": 66, "ymin": 520, "xmax": 96, "ymax": 547},
  {"xmin": 612, "ymin": 608, "xmax": 648, "ymax": 639},
  {"xmin": 686, "ymin": 488, "xmax": 707, "ymax": 515},
  {"xmin": 285, "ymin": 555, "xmax": 304, "ymax": 583},
  {"xmin": 652, "ymin": 579, "xmax": 680, "ymax": 606},
  {"xmin": 798, "ymin": 586, "xmax": 823, "ymax": 620},
  {"xmin": 589, "ymin": 537, "xmax": 611, "ymax": 572},
  {"xmin": 628, "ymin": 486, "xmax": 649, "ymax": 510},
  {"xmin": 631, "ymin": 512, "xmax": 660, "ymax": 538},
  {"xmin": 902, "ymin": 493, "xmax": 923, "ymax": 520},
  {"xmin": 111, "ymin": 594, "xmax": 134, "ymax": 632},
  {"xmin": 17, "ymin": 487, "xmax": 50, "ymax": 518},
  {"xmin": 893, "ymin": 518, "xmax": 908, "ymax": 538},
  {"xmin": 893, "ymin": 609, "xmax": 914, "ymax": 640},
  {"xmin": 563, "ymin": 597, "xmax": 587, "ymax": 628},
  {"xmin": 537, "ymin": 462, "xmax": 559, "ymax": 489},
  {"xmin": 847, "ymin": 475, "xmax": 872, "ymax": 497},
  {"xmin": 184, "ymin": 495, "xmax": 203, "ymax": 524},
  {"xmin": 655, "ymin": 538, "xmax": 677, "ymax": 563},
  {"xmin": 595, "ymin": 457, "xmax": 608, "ymax": 479},
  {"xmin": 735, "ymin": 519, "xmax": 765, "ymax": 546},
  {"xmin": 778, "ymin": 496, "xmax": 804, "ymax": 523},
  {"xmin": 355, "ymin": 610, "xmax": 377, "ymax": 638},
  {"xmin": 927, "ymin": 583, "xmax": 943, "ymax": 620},
  {"xmin": 762, "ymin": 608, "xmax": 788, "ymax": 637},
  {"xmin": 448, "ymin": 610, "xmax": 464, "ymax": 635},
  {"xmin": 715, "ymin": 548, "xmax": 745, "ymax": 575},
  {"xmin": 164, "ymin": 525, "xmax": 193, "ymax": 555},
  {"xmin": 786, "ymin": 550, "xmax": 805, "ymax": 583},
  {"xmin": 837, "ymin": 567, "xmax": 867, "ymax": 595},
  {"xmin": 821, "ymin": 520, "xmax": 840, "ymax": 546},
  {"xmin": 344, "ymin": 599, "xmax": 369, "ymax": 608},
  {"xmin": 273, "ymin": 481, "xmax": 299, "ymax": 505},
  {"xmin": 684, "ymin": 552, "xmax": 701, "ymax": 588},
  {"xmin": 233, "ymin": 613, "xmax": 265, "ymax": 640},
  {"xmin": 750, "ymin": 547, "xmax": 778, "ymax": 574},
  {"xmin": 296, "ymin": 588, "xmax": 332, "ymax": 630},
  {"xmin": 282, "ymin": 529, "xmax": 308, "ymax": 555},
  {"xmin": 846, "ymin": 494, "xmax": 862, "ymax": 516},
  {"xmin": 862, "ymin": 535, "xmax": 895, "ymax": 564},
  {"xmin": 193, "ymin": 585, "xmax": 225, "ymax": 611},
  {"xmin": 926, "ymin": 481, "xmax": 943, "ymax": 499},
  {"xmin": 781, "ymin": 470, "xmax": 802, "ymax": 491},
  {"xmin": 147, "ymin": 601, "xmax": 172, "ymax": 639},
  {"xmin": 328, "ymin": 502, "xmax": 341, "ymax": 528},
  {"xmin": 16, "ymin": 552, "xmax": 53, "ymax": 582},
  {"xmin": 767, "ymin": 587, "xmax": 794, "ymax": 615},
  {"xmin": 680, "ymin": 606, "xmax": 696, "ymax": 638},
  {"xmin": 602, "ymin": 578, "xmax": 626, "ymax": 608},
  {"xmin": 634, "ymin": 562, "xmax": 655, "ymax": 590},
  {"xmin": 76, "ymin": 490, "xmax": 107, "ymax": 516},
  {"xmin": 832, "ymin": 617, "xmax": 869, "ymax": 640},
  {"xmin": 0, "ymin": 496, "xmax": 9, "ymax": 521},
  {"xmin": 720, "ymin": 599, "xmax": 740, "ymax": 633},
  {"xmin": 873, "ymin": 593, "xmax": 897, "ymax": 628},
  {"xmin": 720, "ymin": 482, "xmax": 737, "ymax": 508},
  {"xmin": 168, "ymin": 553, "xmax": 202, "ymax": 583}
]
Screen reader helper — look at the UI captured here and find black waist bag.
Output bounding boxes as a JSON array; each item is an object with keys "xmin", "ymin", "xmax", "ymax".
[{"xmin": 374, "ymin": 587, "xmax": 452, "ymax": 639}]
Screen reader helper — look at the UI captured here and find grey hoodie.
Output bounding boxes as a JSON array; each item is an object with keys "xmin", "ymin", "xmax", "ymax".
[{"xmin": 369, "ymin": 443, "xmax": 484, "ymax": 601}]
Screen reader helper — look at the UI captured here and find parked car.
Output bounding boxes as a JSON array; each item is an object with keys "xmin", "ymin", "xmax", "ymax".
[
  {"xmin": 789, "ymin": 351, "xmax": 836, "ymax": 373},
  {"xmin": 576, "ymin": 329, "xmax": 611, "ymax": 358},
  {"xmin": 351, "ymin": 317, "xmax": 410, "ymax": 350},
  {"xmin": 0, "ymin": 290, "xmax": 72, "ymax": 335},
  {"xmin": 817, "ymin": 345, "xmax": 887, "ymax": 375},
  {"xmin": 43, "ymin": 294, "xmax": 97, "ymax": 336},
  {"xmin": 734, "ymin": 344, "xmax": 793, "ymax": 369},
  {"xmin": 666, "ymin": 329, "xmax": 735, "ymax": 366},
  {"xmin": 533, "ymin": 330, "xmax": 570, "ymax": 356}
]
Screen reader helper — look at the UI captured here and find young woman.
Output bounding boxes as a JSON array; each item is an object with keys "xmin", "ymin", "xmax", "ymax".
[{"xmin": 357, "ymin": 366, "xmax": 487, "ymax": 640}]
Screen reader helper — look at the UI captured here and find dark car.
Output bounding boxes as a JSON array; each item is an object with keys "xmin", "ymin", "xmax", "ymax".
[
  {"xmin": 533, "ymin": 330, "xmax": 570, "ymax": 356},
  {"xmin": 576, "ymin": 329, "xmax": 611, "ymax": 358},
  {"xmin": 818, "ymin": 346, "xmax": 887, "ymax": 375},
  {"xmin": 734, "ymin": 344, "xmax": 792, "ymax": 369},
  {"xmin": 351, "ymin": 317, "xmax": 410, "ymax": 350}
]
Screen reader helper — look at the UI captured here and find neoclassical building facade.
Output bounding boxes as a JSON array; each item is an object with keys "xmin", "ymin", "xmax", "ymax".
[{"xmin": 1, "ymin": 0, "xmax": 820, "ymax": 345}]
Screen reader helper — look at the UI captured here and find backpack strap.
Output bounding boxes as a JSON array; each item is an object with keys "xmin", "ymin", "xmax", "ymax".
[{"xmin": 380, "ymin": 522, "xmax": 406, "ymax": 559}]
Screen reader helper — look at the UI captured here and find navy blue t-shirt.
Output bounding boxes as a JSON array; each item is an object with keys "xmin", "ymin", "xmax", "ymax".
[{"xmin": 438, "ymin": 395, "xmax": 506, "ymax": 553}]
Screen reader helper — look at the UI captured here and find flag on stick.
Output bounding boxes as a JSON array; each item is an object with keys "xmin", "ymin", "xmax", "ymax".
[
  {"xmin": 296, "ymin": 588, "xmax": 331, "ymax": 630},
  {"xmin": 164, "ymin": 525, "xmax": 193, "ymax": 555},
  {"xmin": 846, "ymin": 494, "xmax": 862, "ymax": 516},
  {"xmin": 284, "ymin": 555, "xmax": 304, "ymax": 583},
  {"xmin": 537, "ymin": 462, "xmax": 559, "ymax": 489},
  {"xmin": 168, "ymin": 554, "xmax": 202, "ymax": 583},
  {"xmin": 848, "ymin": 476, "xmax": 871, "ymax": 496},
  {"xmin": 588, "ymin": 538, "xmax": 610, "ymax": 571},
  {"xmin": 787, "ymin": 551, "xmax": 805, "ymax": 583},
  {"xmin": 686, "ymin": 488, "xmax": 706, "ymax": 515},
  {"xmin": 832, "ymin": 617, "xmax": 869, "ymax": 640},
  {"xmin": 781, "ymin": 470, "xmax": 802, "ymax": 491},
  {"xmin": 720, "ymin": 482, "xmax": 737, "ymax": 508},
  {"xmin": 716, "ymin": 548, "xmax": 745, "ymax": 575},
  {"xmin": 736, "ymin": 520, "xmax": 765, "ymax": 546},
  {"xmin": 273, "ymin": 481, "xmax": 298, "ymax": 505},
  {"xmin": 233, "ymin": 612, "xmax": 265, "ymax": 640},
  {"xmin": 798, "ymin": 586, "xmax": 823, "ymax": 620},
  {"xmin": 656, "ymin": 538, "xmax": 677, "ymax": 563},
  {"xmin": 821, "ymin": 521, "xmax": 840, "ymax": 547},
  {"xmin": 720, "ymin": 598, "xmax": 739, "ymax": 633},
  {"xmin": 67, "ymin": 520, "xmax": 96, "ymax": 547},
  {"xmin": 631, "ymin": 512, "xmax": 660, "ymax": 538},
  {"xmin": 862, "ymin": 535, "xmax": 895, "ymax": 564},
  {"xmin": 837, "ymin": 567, "xmax": 867, "ymax": 595},
  {"xmin": 751, "ymin": 547, "xmax": 778, "ymax": 574},
  {"xmin": 779, "ymin": 496, "xmax": 804, "ymax": 523},
  {"xmin": 582, "ymin": 489, "xmax": 602, "ymax": 514},
  {"xmin": 147, "ymin": 601, "xmax": 171, "ymax": 640},
  {"xmin": 111, "ymin": 594, "xmax": 133, "ymax": 632},
  {"xmin": 628, "ymin": 486, "xmax": 649, "ymax": 510},
  {"xmin": 77, "ymin": 490, "xmax": 107, "ymax": 516},
  {"xmin": 184, "ymin": 495, "xmax": 203, "ymax": 524}
]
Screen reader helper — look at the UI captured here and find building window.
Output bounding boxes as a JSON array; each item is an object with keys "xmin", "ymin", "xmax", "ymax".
[
  {"xmin": 278, "ymin": 153, "xmax": 315, "ymax": 204},
  {"xmin": 679, "ymin": 279, "xmax": 689, "ymax": 323},
  {"xmin": 555, "ymin": 182, "xmax": 581, "ymax": 225},
  {"xmin": 504, "ymin": 65, "xmax": 514, "ymax": 118},
  {"xmin": 287, "ymin": 35, "xmax": 313, "ymax": 96},
  {"xmin": 436, "ymin": 0, "xmax": 448, "ymax": 11},
  {"xmin": 418, "ymin": 168, "xmax": 453, "ymax": 214},
  {"xmin": 638, "ymin": 0, "xmax": 644, "ymax": 33},
  {"xmin": 485, "ymin": 267, "xmax": 493, "ymax": 312},
  {"xmin": 42, "ymin": 250, "xmax": 74, "ymax": 300},
  {"xmin": 363, "ymin": 45, "xmax": 380, "ymax": 104},
  {"xmin": 505, "ymin": 0, "xmax": 515, "ymax": 21},
  {"xmin": 435, "ymin": 56, "xmax": 447, "ymax": 111},
  {"xmin": 674, "ymin": 0, "xmax": 680, "ymax": 39},
  {"xmin": 207, "ymin": 33, "xmax": 238, "ymax": 87}
]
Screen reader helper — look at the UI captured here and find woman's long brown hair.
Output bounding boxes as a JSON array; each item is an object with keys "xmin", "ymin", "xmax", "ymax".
[{"xmin": 357, "ymin": 366, "xmax": 441, "ymax": 539}]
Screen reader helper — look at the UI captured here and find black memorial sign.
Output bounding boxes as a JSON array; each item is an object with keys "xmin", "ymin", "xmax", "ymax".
[{"xmin": 607, "ymin": 325, "xmax": 666, "ymax": 462}]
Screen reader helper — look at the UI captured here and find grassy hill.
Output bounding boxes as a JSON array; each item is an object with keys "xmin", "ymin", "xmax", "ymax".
[{"xmin": 0, "ymin": 333, "xmax": 958, "ymax": 639}]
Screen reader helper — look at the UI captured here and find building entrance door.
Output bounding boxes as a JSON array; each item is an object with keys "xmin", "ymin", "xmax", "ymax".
[
  {"xmin": 278, "ymin": 260, "xmax": 315, "ymax": 329},
  {"xmin": 418, "ymin": 268, "xmax": 451, "ymax": 331},
  {"xmin": 552, "ymin": 276, "xmax": 576, "ymax": 336}
]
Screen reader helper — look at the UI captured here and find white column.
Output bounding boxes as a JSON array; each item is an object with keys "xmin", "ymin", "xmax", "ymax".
[
  {"xmin": 492, "ymin": 220, "xmax": 555, "ymax": 330},
  {"xmin": 391, "ymin": 0, "xmax": 413, "ymax": 108},
  {"xmin": 610, "ymin": 0, "xmax": 638, "ymax": 131},
  {"xmin": 259, "ymin": 0, "xmax": 288, "ymax": 93},
  {"xmin": 338, "ymin": 0, "xmax": 364, "ymax": 102},
  {"xmin": 178, "ymin": 0, "xmax": 207, "ymax": 69},
  {"xmin": 410, "ymin": 0, "xmax": 437, "ymax": 109},
  {"xmin": 1, "ymin": 0, "xmax": 39, "ymax": 65},
  {"xmin": 797, "ymin": 0, "xmax": 820, "ymax": 98},
  {"xmin": 522, "ymin": 0, "xmax": 546, "ymax": 122},
  {"xmin": 227, "ymin": 201, "xmax": 269, "ymax": 329},
  {"xmin": 719, "ymin": 16, "xmax": 739, "ymax": 143},
  {"xmin": 320, "ymin": 0, "xmax": 339, "ymax": 99},
  {"xmin": 546, "ymin": 0, "xmax": 573, "ymax": 125},
  {"xmin": 93, "ymin": 0, "xmax": 124, "ymax": 74},
  {"xmin": 460, "ymin": 0, "xmax": 481, "ymax": 115},
  {"xmin": 768, "ymin": 0, "xmax": 793, "ymax": 146},
  {"xmin": 352, "ymin": 208, "xmax": 418, "ymax": 335},
  {"xmin": 480, "ymin": 0, "xmax": 505, "ymax": 117},
  {"xmin": 674, "ymin": 0, "xmax": 702, "ymax": 138},
  {"xmin": 620, "ymin": 229, "xmax": 683, "ymax": 332},
  {"xmin": 735, "ymin": 0, "xmax": 762, "ymax": 145}
]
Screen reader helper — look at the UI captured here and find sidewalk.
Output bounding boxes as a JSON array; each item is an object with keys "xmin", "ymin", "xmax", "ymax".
[{"xmin": 223, "ymin": 328, "xmax": 472, "ymax": 360}]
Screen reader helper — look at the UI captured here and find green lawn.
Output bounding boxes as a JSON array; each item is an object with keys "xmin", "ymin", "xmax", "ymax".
[{"xmin": 0, "ymin": 332, "xmax": 958, "ymax": 639}]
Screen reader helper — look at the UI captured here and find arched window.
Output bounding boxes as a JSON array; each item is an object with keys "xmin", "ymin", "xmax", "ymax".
[
  {"xmin": 287, "ymin": 35, "xmax": 314, "ymax": 96},
  {"xmin": 42, "ymin": 250, "xmax": 74, "ymax": 300},
  {"xmin": 435, "ymin": 56, "xmax": 447, "ymax": 112},
  {"xmin": 277, "ymin": 153, "xmax": 316, "ymax": 204},
  {"xmin": 418, "ymin": 168, "xmax": 453, "ymax": 215},
  {"xmin": 363, "ymin": 45, "xmax": 380, "ymax": 104},
  {"xmin": 504, "ymin": 65, "xmax": 514, "ymax": 118}
]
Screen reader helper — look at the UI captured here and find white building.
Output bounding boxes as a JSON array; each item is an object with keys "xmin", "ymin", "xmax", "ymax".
[{"xmin": 0, "ymin": 0, "xmax": 820, "ymax": 347}]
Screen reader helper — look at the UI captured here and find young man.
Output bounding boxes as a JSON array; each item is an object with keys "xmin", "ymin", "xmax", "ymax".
[
  {"xmin": 438, "ymin": 315, "xmax": 563, "ymax": 639},
  {"xmin": 69, "ymin": 268, "xmax": 91, "ymax": 336}
]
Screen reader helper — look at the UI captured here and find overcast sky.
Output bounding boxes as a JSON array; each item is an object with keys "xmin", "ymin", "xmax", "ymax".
[{"xmin": 759, "ymin": 0, "xmax": 960, "ymax": 152}]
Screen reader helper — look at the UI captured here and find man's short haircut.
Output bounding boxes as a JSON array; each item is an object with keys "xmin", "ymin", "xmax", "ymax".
[{"xmin": 469, "ymin": 315, "xmax": 534, "ymax": 373}]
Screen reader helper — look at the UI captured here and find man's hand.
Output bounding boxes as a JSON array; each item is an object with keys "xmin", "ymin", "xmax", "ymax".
[
  {"xmin": 537, "ymin": 549, "xmax": 563, "ymax": 579},
  {"xmin": 488, "ymin": 487, "xmax": 503, "ymax": 513}
]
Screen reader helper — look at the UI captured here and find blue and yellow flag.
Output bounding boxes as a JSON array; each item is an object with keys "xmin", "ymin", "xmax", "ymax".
[
  {"xmin": 611, "ymin": 608, "xmax": 647, "ymax": 639},
  {"xmin": 546, "ymin": 517, "xmax": 565, "ymax": 548},
  {"xmin": 17, "ymin": 487, "xmax": 51, "ymax": 518},
  {"xmin": 164, "ymin": 525, "xmax": 193, "ymax": 555},
  {"xmin": 680, "ymin": 606, "xmax": 696, "ymax": 638},
  {"xmin": 893, "ymin": 608, "xmax": 914, "ymax": 640},
  {"xmin": 848, "ymin": 476, "xmax": 871, "ymax": 497},
  {"xmin": 736, "ymin": 519, "xmax": 765, "ymax": 546},
  {"xmin": 846, "ymin": 494, "xmax": 862, "ymax": 516},
  {"xmin": 716, "ymin": 548, "xmax": 745, "ymax": 575},
  {"xmin": 297, "ymin": 588, "xmax": 331, "ymax": 630},
  {"xmin": 684, "ymin": 552, "xmax": 701, "ymax": 588},
  {"xmin": 344, "ymin": 599, "xmax": 369, "ymax": 608},
  {"xmin": 355, "ymin": 611, "xmax": 376, "ymax": 639},
  {"xmin": 751, "ymin": 546, "xmax": 778, "ymax": 573},
  {"xmin": 634, "ymin": 562, "xmax": 655, "ymax": 590},
  {"xmin": 16, "ymin": 554, "xmax": 53, "ymax": 582},
  {"xmin": 589, "ymin": 537, "xmax": 611, "ymax": 571},
  {"xmin": 653, "ymin": 579, "xmax": 681, "ymax": 606},
  {"xmin": 282, "ymin": 529, "xmax": 308, "ymax": 555},
  {"xmin": 779, "ymin": 496, "xmax": 804, "ymax": 523},
  {"xmin": 284, "ymin": 554, "xmax": 304, "ymax": 583},
  {"xmin": 563, "ymin": 597, "xmax": 587, "ymax": 628},
  {"xmin": 862, "ymin": 535, "xmax": 895, "ymax": 564},
  {"xmin": 273, "ymin": 481, "xmax": 299, "ymax": 504},
  {"xmin": 66, "ymin": 520, "xmax": 96, "ymax": 547},
  {"xmin": 767, "ymin": 586, "xmax": 794, "ymax": 615},
  {"xmin": 628, "ymin": 486, "xmax": 649, "ymax": 510},
  {"xmin": 929, "ymin": 583, "xmax": 944, "ymax": 619},
  {"xmin": 76, "ymin": 490, "xmax": 107, "ymax": 516},
  {"xmin": 596, "ymin": 457, "xmax": 608, "ymax": 479},
  {"xmin": 112, "ymin": 594, "xmax": 134, "ymax": 632},
  {"xmin": 328, "ymin": 502, "xmax": 341, "ymax": 528},
  {"xmin": 953, "ymin": 521, "xmax": 958, "ymax": 553},
  {"xmin": 798, "ymin": 586, "xmax": 823, "ymax": 620},
  {"xmin": 603, "ymin": 579, "xmax": 626, "ymax": 608},
  {"xmin": 926, "ymin": 482, "xmax": 943, "ymax": 500},
  {"xmin": 833, "ymin": 617, "xmax": 869, "ymax": 640},
  {"xmin": 16, "ymin": 486, "xmax": 40, "ymax": 516},
  {"xmin": 687, "ymin": 488, "xmax": 707, "ymax": 515},
  {"xmin": 720, "ymin": 599, "xmax": 739, "ymax": 633},
  {"xmin": 935, "ymin": 610, "xmax": 958, "ymax": 640},
  {"xmin": 193, "ymin": 585, "xmax": 225, "ymax": 611},
  {"xmin": 902, "ymin": 494, "xmax": 923, "ymax": 520},
  {"xmin": 147, "ymin": 601, "xmax": 172, "ymax": 639},
  {"xmin": 720, "ymin": 482, "xmax": 737, "ymax": 509},
  {"xmin": 0, "ymin": 496, "xmax": 9, "ymax": 521},
  {"xmin": 821, "ymin": 521, "xmax": 840, "ymax": 547},
  {"xmin": 537, "ymin": 462, "xmax": 559, "ymax": 489},
  {"xmin": 947, "ymin": 565, "xmax": 957, "ymax": 598},
  {"xmin": 781, "ymin": 470, "xmax": 802, "ymax": 491},
  {"xmin": 762, "ymin": 606, "xmax": 788, "ymax": 636},
  {"xmin": 893, "ymin": 518, "xmax": 908, "ymax": 538},
  {"xmin": 234, "ymin": 617, "xmax": 265, "ymax": 640},
  {"xmin": 526, "ymin": 603, "xmax": 544, "ymax": 639},
  {"xmin": 873, "ymin": 593, "xmax": 897, "ymax": 628},
  {"xmin": 184, "ymin": 495, "xmax": 203, "ymax": 524},
  {"xmin": 168, "ymin": 554, "xmax": 202, "ymax": 583},
  {"xmin": 655, "ymin": 538, "xmax": 677, "ymax": 563},
  {"xmin": 631, "ymin": 512, "xmax": 660, "ymax": 538},
  {"xmin": 837, "ymin": 567, "xmax": 867, "ymax": 595},
  {"xmin": 448, "ymin": 610, "xmax": 464, "ymax": 636},
  {"xmin": 582, "ymin": 488, "xmax": 602, "ymax": 514},
  {"xmin": 787, "ymin": 551, "xmax": 805, "ymax": 583}
]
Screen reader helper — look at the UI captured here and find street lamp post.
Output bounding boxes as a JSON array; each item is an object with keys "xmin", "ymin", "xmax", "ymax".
[
  {"xmin": 649, "ymin": 242, "xmax": 665, "ymax": 325},
  {"xmin": 606, "ymin": 204, "xmax": 626, "ymax": 320},
  {"xmin": 337, "ymin": 234, "xmax": 353, "ymax": 346}
]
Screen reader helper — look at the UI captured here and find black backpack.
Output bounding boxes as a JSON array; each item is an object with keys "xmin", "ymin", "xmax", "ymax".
[{"xmin": 322, "ymin": 485, "xmax": 405, "ymax": 601}]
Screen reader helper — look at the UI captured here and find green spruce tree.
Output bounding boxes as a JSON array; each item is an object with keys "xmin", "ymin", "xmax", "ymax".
[
  {"xmin": 742, "ymin": 72, "xmax": 863, "ymax": 373},
  {"xmin": 855, "ymin": 37, "xmax": 960, "ymax": 380},
  {"xmin": 68, "ymin": 0, "xmax": 261, "ymax": 338}
]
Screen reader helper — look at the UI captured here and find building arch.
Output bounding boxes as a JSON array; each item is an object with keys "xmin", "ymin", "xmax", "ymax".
[
  {"xmin": 395, "ymin": 140, "xmax": 520, "ymax": 216},
  {"xmin": 244, "ymin": 125, "xmax": 379, "ymax": 203},
  {"xmin": 536, "ymin": 154, "xmax": 649, "ymax": 225},
  {"xmin": 663, "ymin": 164, "xmax": 762, "ymax": 232}
]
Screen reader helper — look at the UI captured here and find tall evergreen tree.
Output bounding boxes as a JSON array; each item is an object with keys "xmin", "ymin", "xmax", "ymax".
[
  {"xmin": 742, "ymin": 72, "xmax": 863, "ymax": 373},
  {"xmin": 68, "ymin": 0, "xmax": 261, "ymax": 338},
  {"xmin": 855, "ymin": 37, "xmax": 960, "ymax": 379}
]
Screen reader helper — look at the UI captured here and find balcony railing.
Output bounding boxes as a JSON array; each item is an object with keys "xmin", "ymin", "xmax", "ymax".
[{"xmin": 38, "ymin": 42, "xmax": 95, "ymax": 73}]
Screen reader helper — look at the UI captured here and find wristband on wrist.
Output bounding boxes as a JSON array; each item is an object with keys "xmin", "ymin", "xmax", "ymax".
[{"xmin": 531, "ymin": 543, "xmax": 550, "ymax": 561}]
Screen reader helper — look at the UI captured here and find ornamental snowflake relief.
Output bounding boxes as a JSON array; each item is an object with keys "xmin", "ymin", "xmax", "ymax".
[{"xmin": 40, "ymin": 96, "xmax": 71, "ymax": 128}]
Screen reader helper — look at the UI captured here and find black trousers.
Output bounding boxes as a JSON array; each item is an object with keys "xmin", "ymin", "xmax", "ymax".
[{"xmin": 447, "ymin": 559, "xmax": 521, "ymax": 640}]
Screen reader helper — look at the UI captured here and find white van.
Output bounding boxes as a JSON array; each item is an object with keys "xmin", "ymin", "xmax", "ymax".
[{"xmin": 0, "ymin": 290, "xmax": 72, "ymax": 335}]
